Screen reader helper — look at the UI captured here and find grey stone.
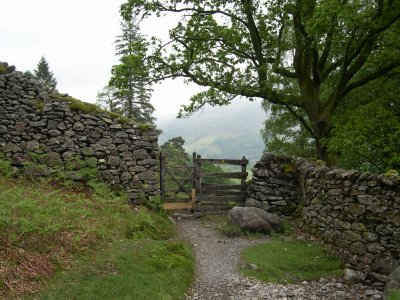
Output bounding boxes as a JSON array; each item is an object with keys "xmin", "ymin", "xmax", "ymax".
[
  {"xmin": 121, "ymin": 172, "xmax": 132, "ymax": 181},
  {"xmin": 349, "ymin": 242, "xmax": 366, "ymax": 254},
  {"xmin": 110, "ymin": 124, "xmax": 122, "ymax": 129},
  {"xmin": 48, "ymin": 129, "xmax": 62, "ymax": 136},
  {"xmin": 107, "ymin": 156, "xmax": 121, "ymax": 166},
  {"xmin": 227, "ymin": 206, "xmax": 284, "ymax": 233},
  {"xmin": 372, "ymin": 256, "xmax": 399, "ymax": 275},
  {"xmin": 15, "ymin": 122, "xmax": 26, "ymax": 131},
  {"xmin": 73, "ymin": 122, "xmax": 84, "ymax": 131},
  {"xmin": 23, "ymin": 165, "xmax": 54, "ymax": 176},
  {"xmin": 348, "ymin": 203, "xmax": 366, "ymax": 215},
  {"xmin": 26, "ymin": 140, "xmax": 40, "ymax": 151},
  {"xmin": 343, "ymin": 268, "xmax": 365, "ymax": 284},
  {"xmin": 2, "ymin": 142, "xmax": 21, "ymax": 152},
  {"xmin": 39, "ymin": 152, "xmax": 62, "ymax": 167},
  {"xmin": 81, "ymin": 147, "xmax": 95, "ymax": 156}
]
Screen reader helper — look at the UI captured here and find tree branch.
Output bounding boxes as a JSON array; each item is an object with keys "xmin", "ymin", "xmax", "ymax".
[{"xmin": 340, "ymin": 62, "xmax": 400, "ymax": 97}]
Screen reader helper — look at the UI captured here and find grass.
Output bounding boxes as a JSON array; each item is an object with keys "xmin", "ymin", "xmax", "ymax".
[
  {"xmin": 0, "ymin": 174, "xmax": 194, "ymax": 299},
  {"xmin": 48, "ymin": 94, "xmax": 131, "ymax": 124},
  {"xmin": 388, "ymin": 289, "xmax": 400, "ymax": 300},
  {"xmin": 242, "ymin": 238, "xmax": 343, "ymax": 283},
  {"xmin": 219, "ymin": 221, "xmax": 249, "ymax": 237},
  {"xmin": 39, "ymin": 240, "xmax": 193, "ymax": 300}
]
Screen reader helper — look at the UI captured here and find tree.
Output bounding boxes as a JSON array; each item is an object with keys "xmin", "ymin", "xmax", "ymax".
[
  {"xmin": 109, "ymin": 15, "xmax": 155, "ymax": 124},
  {"xmin": 121, "ymin": 0, "xmax": 400, "ymax": 161},
  {"xmin": 328, "ymin": 75, "xmax": 400, "ymax": 173},
  {"xmin": 96, "ymin": 86, "xmax": 122, "ymax": 114},
  {"xmin": 262, "ymin": 102, "xmax": 315, "ymax": 158},
  {"xmin": 160, "ymin": 137, "xmax": 231, "ymax": 187},
  {"xmin": 33, "ymin": 56, "xmax": 57, "ymax": 92},
  {"xmin": 24, "ymin": 70, "xmax": 35, "ymax": 79},
  {"xmin": 160, "ymin": 136, "xmax": 190, "ymax": 167}
]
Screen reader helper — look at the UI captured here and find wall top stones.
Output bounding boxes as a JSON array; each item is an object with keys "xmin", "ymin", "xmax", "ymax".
[{"xmin": 0, "ymin": 61, "xmax": 159, "ymax": 201}]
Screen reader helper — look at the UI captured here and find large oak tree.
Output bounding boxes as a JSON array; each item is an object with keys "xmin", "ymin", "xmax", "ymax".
[{"xmin": 121, "ymin": 0, "xmax": 400, "ymax": 161}]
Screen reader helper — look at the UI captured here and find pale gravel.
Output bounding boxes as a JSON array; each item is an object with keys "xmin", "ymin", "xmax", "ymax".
[{"xmin": 174, "ymin": 218, "xmax": 382, "ymax": 300}]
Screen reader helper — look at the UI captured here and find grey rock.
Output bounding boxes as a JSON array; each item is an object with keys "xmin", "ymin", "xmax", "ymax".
[
  {"xmin": 23, "ymin": 165, "xmax": 54, "ymax": 176},
  {"xmin": 107, "ymin": 156, "xmax": 121, "ymax": 166},
  {"xmin": 227, "ymin": 206, "xmax": 284, "ymax": 233},
  {"xmin": 2, "ymin": 142, "xmax": 21, "ymax": 152},
  {"xmin": 343, "ymin": 268, "xmax": 365, "ymax": 284},
  {"xmin": 26, "ymin": 140, "xmax": 40, "ymax": 151}
]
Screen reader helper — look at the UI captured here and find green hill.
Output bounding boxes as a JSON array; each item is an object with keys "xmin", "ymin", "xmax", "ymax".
[{"xmin": 157, "ymin": 99, "xmax": 266, "ymax": 167}]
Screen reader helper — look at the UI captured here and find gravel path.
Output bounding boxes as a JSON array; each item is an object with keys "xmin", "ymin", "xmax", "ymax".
[{"xmin": 174, "ymin": 217, "xmax": 383, "ymax": 300}]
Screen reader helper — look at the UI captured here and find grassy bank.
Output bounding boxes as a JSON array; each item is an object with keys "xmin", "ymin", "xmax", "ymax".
[
  {"xmin": 0, "ymin": 175, "xmax": 194, "ymax": 299},
  {"xmin": 242, "ymin": 238, "xmax": 343, "ymax": 283}
]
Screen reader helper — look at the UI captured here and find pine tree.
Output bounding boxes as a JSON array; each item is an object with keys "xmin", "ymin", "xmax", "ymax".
[
  {"xmin": 33, "ymin": 56, "xmax": 57, "ymax": 92},
  {"xmin": 109, "ymin": 16, "xmax": 155, "ymax": 124}
]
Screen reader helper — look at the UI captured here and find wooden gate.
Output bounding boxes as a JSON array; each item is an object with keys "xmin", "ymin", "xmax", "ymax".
[
  {"xmin": 159, "ymin": 152, "xmax": 196, "ymax": 210},
  {"xmin": 160, "ymin": 152, "xmax": 248, "ymax": 213}
]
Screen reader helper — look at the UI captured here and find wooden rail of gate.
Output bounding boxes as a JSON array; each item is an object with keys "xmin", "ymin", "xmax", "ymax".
[
  {"xmin": 194, "ymin": 154, "xmax": 248, "ymax": 212},
  {"xmin": 160, "ymin": 152, "xmax": 196, "ymax": 210},
  {"xmin": 161, "ymin": 152, "xmax": 248, "ymax": 212}
]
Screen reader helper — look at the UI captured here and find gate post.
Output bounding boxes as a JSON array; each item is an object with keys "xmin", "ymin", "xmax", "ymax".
[
  {"xmin": 159, "ymin": 152, "xmax": 166, "ymax": 198},
  {"xmin": 196, "ymin": 154, "xmax": 201, "ymax": 194},
  {"xmin": 241, "ymin": 156, "xmax": 247, "ymax": 201},
  {"xmin": 192, "ymin": 152, "xmax": 197, "ymax": 212}
]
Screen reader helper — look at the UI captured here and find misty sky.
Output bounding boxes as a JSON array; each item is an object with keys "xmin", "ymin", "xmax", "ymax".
[{"xmin": 0, "ymin": 0, "xmax": 204, "ymax": 118}]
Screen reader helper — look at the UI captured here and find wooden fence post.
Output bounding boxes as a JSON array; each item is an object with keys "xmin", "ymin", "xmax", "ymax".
[
  {"xmin": 196, "ymin": 154, "xmax": 201, "ymax": 195},
  {"xmin": 160, "ymin": 152, "xmax": 166, "ymax": 198},
  {"xmin": 241, "ymin": 156, "xmax": 247, "ymax": 201}
]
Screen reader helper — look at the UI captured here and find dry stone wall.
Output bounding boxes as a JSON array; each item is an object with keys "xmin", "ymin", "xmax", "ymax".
[
  {"xmin": 247, "ymin": 154, "xmax": 300, "ymax": 215},
  {"xmin": 0, "ymin": 62, "xmax": 159, "ymax": 201},
  {"xmin": 247, "ymin": 153, "xmax": 400, "ymax": 283}
]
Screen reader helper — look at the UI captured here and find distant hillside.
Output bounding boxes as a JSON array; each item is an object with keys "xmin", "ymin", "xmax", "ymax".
[{"xmin": 157, "ymin": 99, "xmax": 266, "ymax": 167}]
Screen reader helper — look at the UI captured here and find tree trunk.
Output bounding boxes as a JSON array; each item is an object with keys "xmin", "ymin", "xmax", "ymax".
[
  {"xmin": 310, "ymin": 118, "xmax": 332, "ymax": 164},
  {"xmin": 303, "ymin": 97, "xmax": 332, "ymax": 164}
]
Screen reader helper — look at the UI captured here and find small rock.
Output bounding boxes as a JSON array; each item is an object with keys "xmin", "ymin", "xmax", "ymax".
[
  {"xmin": 249, "ymin": 264, "xmax": 258, "ymax": 270},
  {"xmin": 343, "ymin": 268, "xmax": 365, "ymax": 283}
]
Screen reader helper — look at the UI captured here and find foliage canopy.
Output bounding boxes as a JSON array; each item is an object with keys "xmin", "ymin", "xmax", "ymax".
[
  {"xmin": 98, "ymin": 16, "xmax": 155, "ymax": 124},
  {"xmin": 121, "ymin": 0, "xmax": 400, "ymax": 161}
]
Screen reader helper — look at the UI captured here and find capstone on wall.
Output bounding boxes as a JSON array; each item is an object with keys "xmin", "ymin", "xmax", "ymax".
[
  {"xmin": 0, "ymin": 62, "xmax": 159, "ymax": 201},
  {"xmin": 247, "ymin": 153, "xmax": 400, "ymax": 283}
]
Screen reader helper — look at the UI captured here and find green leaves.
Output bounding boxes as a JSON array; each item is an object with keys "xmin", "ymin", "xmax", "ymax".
[
  {"xmin": 107, "ymin": 15, "xmax": 155, "ymax": 124},
  {"xmin": 33, "ymin": 56, "xmax": 57, "ymax": 92},
  {"xmin": 328, "ymin": 77, "xmax": 400, "ymax": 172},
  {"xmin": 121, "ymin": 0, "xmax": 400, "ymax": 160}
]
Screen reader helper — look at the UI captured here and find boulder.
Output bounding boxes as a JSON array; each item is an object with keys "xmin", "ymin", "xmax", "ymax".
[{"xmin": 227, "ymin": 206, "xmax": 284, "ymax": 233}]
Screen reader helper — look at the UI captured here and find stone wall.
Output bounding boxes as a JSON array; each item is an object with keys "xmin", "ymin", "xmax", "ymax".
[
  {"xmin": 0, "ymin": 62, "xmax": 159, "ymax": 201},
  {"xmin": 247, "ymin": 153, "xmax": 400, "ymax": 282},
  {"xmin": 247, "ymin": 154, "xmax": 300, "ymax": 215}
]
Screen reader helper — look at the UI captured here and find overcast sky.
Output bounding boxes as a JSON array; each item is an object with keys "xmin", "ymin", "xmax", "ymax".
[{"xmin": 0, "ymin": 0, "xmax": 204, "ymax": 118}]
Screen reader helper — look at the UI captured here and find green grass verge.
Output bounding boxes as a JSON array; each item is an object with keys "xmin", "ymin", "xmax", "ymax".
[
  {"xmin": 242, "ymin": 238, "xmax": 343, "ymax": 283},
  {"xmin": 0, "ymin": 174, "xmax": 193, "ymax": 299},
  {"xmin": 388, "ymin": 289, "xmax": 400, "ymax": 300},
  {"xmin": 38, "ymin": 240, "xmax": 193, "ymax": 300}
]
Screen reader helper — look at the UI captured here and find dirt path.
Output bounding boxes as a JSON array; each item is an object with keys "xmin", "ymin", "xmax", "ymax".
[
  {"xmin": 175, "ymin": 217, "xmax": 268, "ymax": 299},
  {"xmin": 174, "ymin": 217, "xmax": 381, "ymax": 300}
]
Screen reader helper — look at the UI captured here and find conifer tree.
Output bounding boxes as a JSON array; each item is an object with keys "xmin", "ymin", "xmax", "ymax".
[
  {"xmin": 109, "ymin": 15, "xmax": 155, "ymax": 124},
  {"xmin": 33, "ymin": 56, "xmax": 57, "ymax": 92}
]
